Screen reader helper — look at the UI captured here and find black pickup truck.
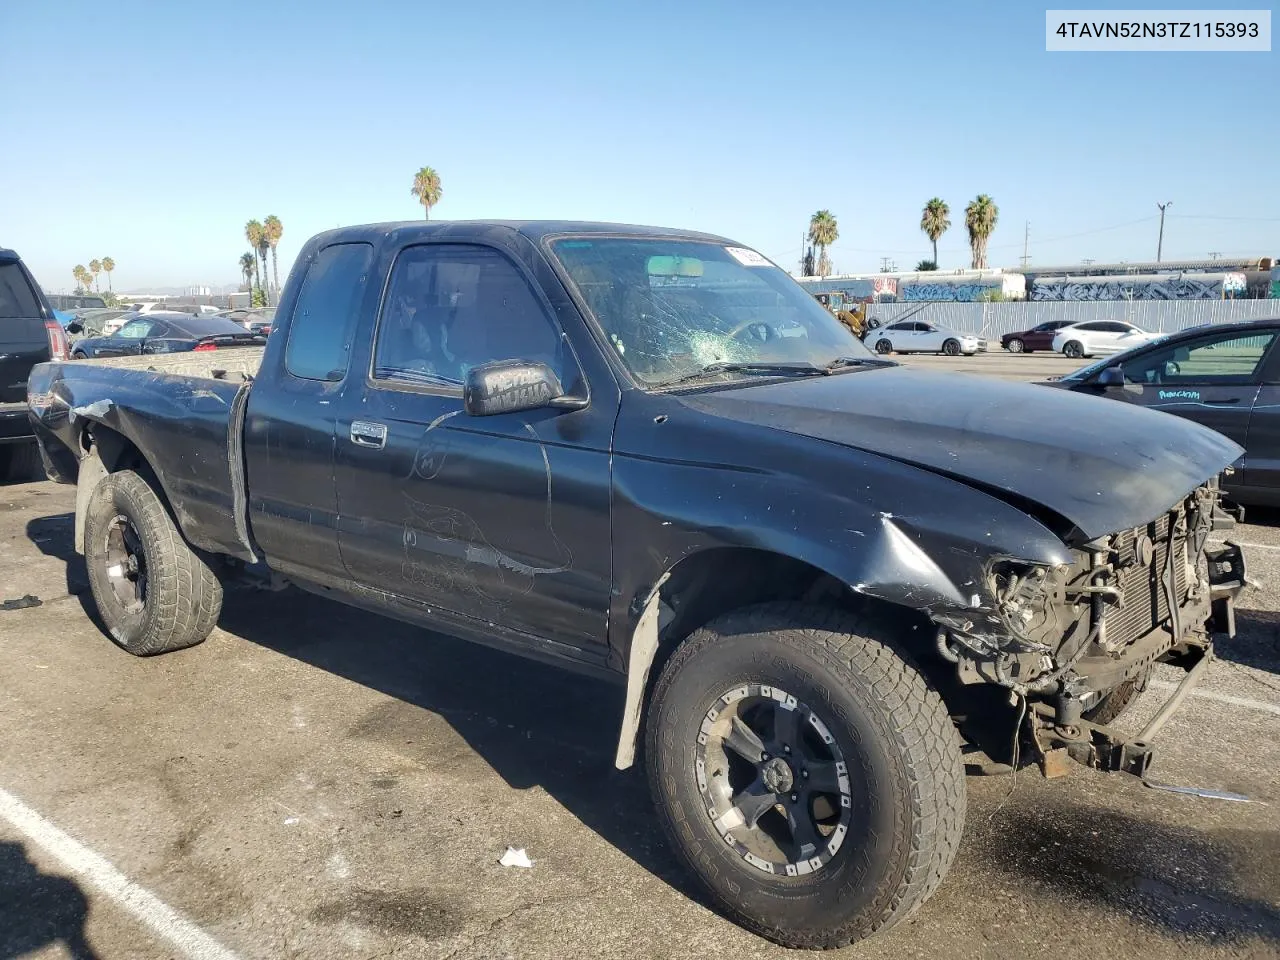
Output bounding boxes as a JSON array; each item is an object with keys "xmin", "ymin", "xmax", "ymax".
[{"xmin": 28, "ymin": 221, "xmax": 1245, "ymax": 949}]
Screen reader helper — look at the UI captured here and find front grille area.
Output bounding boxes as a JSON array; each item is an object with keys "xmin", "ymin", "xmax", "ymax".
[{"xmin": 1106, "ymin": 512, "xmax": 1189, "ymax": 648}]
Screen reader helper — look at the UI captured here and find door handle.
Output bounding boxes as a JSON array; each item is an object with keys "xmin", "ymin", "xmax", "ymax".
[
  {"xmin": 1205, "ymin": 398, "xmax": 1241, "ymax": 405},
  {"xmin": 350, "ymin": 420, "xmax": 388, "ymax": 449}
]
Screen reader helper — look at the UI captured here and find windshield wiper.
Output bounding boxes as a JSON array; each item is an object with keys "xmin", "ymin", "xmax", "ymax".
[
  {"xmin": 824, "ymin": 356, "xmax": 896, "ymax": 372},
  {"xmin": 657, "ymin": 360, "xmax": 827, "ymax": 388}
]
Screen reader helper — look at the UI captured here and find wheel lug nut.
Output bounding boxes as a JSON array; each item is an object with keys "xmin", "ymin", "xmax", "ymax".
[
  {"xmin": 761, "ymin": 753, "xmax": 770, "ymax": 761},
  {"xmin": 801, "ymin": 770, "xmax": 809, "ymax": 778},
  {"xmin": 783, "ymin": 746, "xmax": 791, "ymax": 754},
  {"xmin": 790, "ymin": 794, "xmax": 798, "ymax": 802}
]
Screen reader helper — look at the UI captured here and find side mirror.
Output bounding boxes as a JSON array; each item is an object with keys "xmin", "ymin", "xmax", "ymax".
[
  {"xmin": 66, "ymin": 322, "xmax": 83, "ymax": 335},
  {"xmin": 463, "ymin": 359, "xmax": 586, "ymax": 417},
  {"xmin": 1097, "ymin": 366, "xmax": 1125, "ymax": 387}
]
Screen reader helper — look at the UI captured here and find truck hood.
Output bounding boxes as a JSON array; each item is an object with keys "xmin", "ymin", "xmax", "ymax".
[{"xmin": 679, "ymin": 365, "xmax": 1242, "ymax": 541}]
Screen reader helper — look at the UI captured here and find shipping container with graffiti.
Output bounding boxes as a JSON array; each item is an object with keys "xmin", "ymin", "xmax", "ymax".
[{"xmin": 1029, "ymin": 271, "xmax": 1248, "ymax": 301}]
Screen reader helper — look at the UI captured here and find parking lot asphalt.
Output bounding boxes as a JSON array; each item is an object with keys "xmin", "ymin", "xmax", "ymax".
[{"xmin": 0, "ymin": 350, "xmax": 1277, "ymax": 959}]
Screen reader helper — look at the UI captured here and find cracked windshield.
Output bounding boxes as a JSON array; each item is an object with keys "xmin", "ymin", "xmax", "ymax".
[{"xmin": 550, "ymin": 238, "xmax": 874, "ymax": 385}]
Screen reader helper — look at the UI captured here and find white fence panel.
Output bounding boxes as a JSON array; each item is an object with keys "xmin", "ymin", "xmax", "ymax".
[{"xmin": 863, "ymin": 299, "xmax": 1279, "ymax": 340}]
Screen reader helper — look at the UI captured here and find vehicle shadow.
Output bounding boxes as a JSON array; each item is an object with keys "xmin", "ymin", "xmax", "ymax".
[
  {"xmin": 0, "ymin": 840, "xmax": 101, "ymax": 959},
  {"xmin": 22, "ymin": 511, "xmax": 1280, "ymax": 941},
  {"xmin": 1224, "ymin": 607, "xmax": 1280, "ymax": 677},
  {"xmin": 24, "ymin": 513, "xmax": 96, "ymax": 623},
  {"xmin": 213, "ymin": 584, "xmax": 708, "ymax": 903},
  {"xmin": 977, "ymin": 801, "xmax": 1280, "ymax": 947}
]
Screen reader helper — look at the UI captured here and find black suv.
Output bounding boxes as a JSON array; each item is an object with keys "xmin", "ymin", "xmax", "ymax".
[{"xmin": 0, "ymin": 248, "xmax": 67, "ymax": 480}]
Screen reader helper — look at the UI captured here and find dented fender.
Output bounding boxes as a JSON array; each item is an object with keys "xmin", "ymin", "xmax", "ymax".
[{"xmin": 27, "ymin": 358, "xmax": 257, "ymax": 561}]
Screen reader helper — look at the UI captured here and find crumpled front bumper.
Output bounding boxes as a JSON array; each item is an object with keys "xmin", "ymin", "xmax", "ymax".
[{"xmin": 1032, "ymin": 539, "xmax": 1246, "ymax": 780}]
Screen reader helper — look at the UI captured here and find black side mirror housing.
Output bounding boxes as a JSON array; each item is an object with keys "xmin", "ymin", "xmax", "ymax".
[
  {"xmin": 1097, "ymin": 365, "xmax": 1125, "ymax": 387},
  {"xmin": 463, "ymin": 359, "xmax": 586, "ymax": 417}
]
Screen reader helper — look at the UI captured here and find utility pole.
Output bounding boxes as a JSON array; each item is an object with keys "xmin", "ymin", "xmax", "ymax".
[
  {"xmin": 1156, "ymin": 201, "xmax": 1172, "ymax": 262},
  {"xmin": 1208, "ymin": 251, "xmax": 1222, "ymax": 261},
  {"xmin": 1019, "ymin": 221, "xmax": 1030, "ymax": 267},
  {"xmin": 1081, "ymin": 258, "xmax": 1095, "ymax": 266}
]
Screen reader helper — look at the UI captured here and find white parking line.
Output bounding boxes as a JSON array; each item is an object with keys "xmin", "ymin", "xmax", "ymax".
[
  {"xmin": 0, "ymin": 785, "xmax": 242, "ymax": 960},
  {"xmin": 1149, "ymin": 680, "xmax": 1280, "ymax": 717},
  {"xmin": 1232, "ymin": 541, "xmax": 1280, "ymax": 552}
]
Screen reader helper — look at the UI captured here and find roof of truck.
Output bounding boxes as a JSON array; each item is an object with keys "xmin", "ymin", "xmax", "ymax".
[{"xmin": 309, "ymin": 220, "xmax": 737, "ymax": 247}]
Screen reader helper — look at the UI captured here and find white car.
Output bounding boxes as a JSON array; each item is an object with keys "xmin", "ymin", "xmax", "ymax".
[
  {"xmin": 1051, "ymin": 320, "xmax": 1160, "ymax": 359},
  {"xmin": 863, "ymin": 319, "xmax": 987, "ymax": 356}
]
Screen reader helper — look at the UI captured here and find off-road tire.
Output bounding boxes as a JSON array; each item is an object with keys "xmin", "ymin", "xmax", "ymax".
[
  {"xmin": 1006, "ymin": 338, "xmax": 1025, "ymax": 354},
  {"xmin": 84, "ymin": 470, "xmax": 222, "ymax": 655},
  {"xmin": 874, "ymin": 339, "xmax": 893, "ymax": 355},
  {"xmin": 0, "ymin": 442, "xmax": 43, "ymax": 482},
  {"xmin": 645, "ymin": 602, "xmax": 966, "ymax": 949},
  {"xmin": 1063, "ymin": 340, "xmax": 1084, "ymax": 359},
  {"xmin": 941, "ymin": 338, "xmax": 961, "ymax": 356},
  {"xmin": 1084, "ymin": 667, "xmax": 1153, "ymax": 725}
]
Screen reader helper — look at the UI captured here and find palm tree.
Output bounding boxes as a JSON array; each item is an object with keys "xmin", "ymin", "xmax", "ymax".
[
  {"xmin": 411, "ymin": 166, "xmax": 443, "ymax": 220},
  {"xmin": 915, "ymin": 259, "xmax": 938, "ymax": 271},
  {"xmin": 920, "ymin": 199, "xmax": 950, "ymax": 268},
  {"xmin": 965, "ymin": 195, "xmax": 999, "ymax": 269},
  {"xmin": 72, "ymin": 265, "xmax": 88, "ymax": 293},
  {"xmin": 807, "ymin": 210, "xmax": 839, "ymax": 278},
  {"xmin": 239, "ymin": 252, "xmax": 257, "ymax": 296},
  {"xmin": 101, "ymin": 256, "xmax": 115, "ymax": 291},
  {"xmin": 245, "ymin": 220, "xmax": 266, "ymax": 303},
  {"xmin": 263, "ymin": 215, "xmax": 283, "ymax": 301},
  {"xmin": 89, "ymin": 259, "xmax": 101, "ymax": 292}
]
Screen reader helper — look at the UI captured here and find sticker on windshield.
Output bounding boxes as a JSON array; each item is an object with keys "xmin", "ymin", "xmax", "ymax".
[{"xmin": 725, "ymin": 247, "xmax": 772, "ymax": 267}]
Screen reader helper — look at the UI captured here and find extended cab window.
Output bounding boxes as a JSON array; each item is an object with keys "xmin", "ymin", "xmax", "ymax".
[
  {"xmin": 285, "ymin": 242, "xmax": 374, "ymax": 381},
  {"xmin": 372, "ymin": 244, "xmax": 564, "ymax": 387}
]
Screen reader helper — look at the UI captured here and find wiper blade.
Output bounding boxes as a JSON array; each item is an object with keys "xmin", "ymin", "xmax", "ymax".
[
  {"xmin": 824, "ymin": 356, "xmax": 896, "ymax": 371},
  {"xmin": 658, "ymin": 361, "xmax": 826, "ymax": 388}
]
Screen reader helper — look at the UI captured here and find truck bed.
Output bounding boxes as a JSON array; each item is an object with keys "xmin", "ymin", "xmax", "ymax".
[
  {"xmin": 27, "ymin": 350, "xmax": 260, "ymax": 560},
  {"xmin": 75, "ymin": 346, "xmax": 265, "ymax": 380}
]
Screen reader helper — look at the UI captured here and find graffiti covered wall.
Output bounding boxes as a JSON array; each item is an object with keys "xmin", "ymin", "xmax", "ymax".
[
  {"xmin": 900, "ymin": 281, "xmax": 1003, "ymax": 302},
  {"xmin": 1031, "ymin": 273, "xmax": 1247, "ymax": 301}
]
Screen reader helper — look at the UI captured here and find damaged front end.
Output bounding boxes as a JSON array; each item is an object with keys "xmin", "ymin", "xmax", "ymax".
[{"xmin": 933, "ymin": 480, "xmax": 1245, "ymax": 778}]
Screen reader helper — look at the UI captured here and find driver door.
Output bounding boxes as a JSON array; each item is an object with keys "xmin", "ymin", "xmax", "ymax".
[
  {"xmin": 98, "ymin": 317, "xmax": 157, "ymax": 356},
  {"xmin": 915, "ymin": 322, "xmax": 943, "ymax": 352},
  {"xmin": 332, "ymin": 241, "xmax": 614, "ymax": 651},
  {"xmin": 1088, "ymin": 328, "xmax": 1276, "ymax": 456}
]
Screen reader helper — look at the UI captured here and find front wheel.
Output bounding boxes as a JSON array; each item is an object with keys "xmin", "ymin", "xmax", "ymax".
[
  {"xmin": 941, "ymin": 338, "xmax": 961, "ymax": 356},
  {"xmin": 874, "ymin": 339, "xmax": 893, "ymax": 355},
  {"xmin": 1063, "ymin": 340, "xmax": 1084, "ymax": 359},
  {"xmin": 645, "ymin": 603, "xmax": 966, "ymax": 949},
  {"xmin": 1006, "ymin": 338, "xmax": 1025, "ymax": 354},
  {"xmin": 84, "ymin": 469, "xmax": 223, "ymax": 655}
]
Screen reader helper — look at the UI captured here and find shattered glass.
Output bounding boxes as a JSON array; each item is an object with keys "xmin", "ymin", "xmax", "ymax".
[{"xmin": 550, "ymin": 238, "xmax": 874, "ymax": 386}]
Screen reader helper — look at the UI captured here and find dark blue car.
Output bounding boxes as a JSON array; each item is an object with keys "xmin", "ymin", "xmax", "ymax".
[{"xmin": 69, "ymin": 311, "xmax": 264, "ymax": 359}]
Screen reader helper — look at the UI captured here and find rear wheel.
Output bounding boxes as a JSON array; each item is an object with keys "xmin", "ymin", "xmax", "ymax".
[
  {"xmin": 72, "ymin": 351, "xmax": 88, "ymax": 360},
  {"xmin": 84, "ymin": 470, "xmax": 222, "ymax": 655},
  {"xmin": 941, "ymin": 339, "xmax": 961, "ymax": 356},
  {"xmin": 1063, "ymin": 340, "xmax": 1084, "ymax": 359},
  {"xmin": 646, "ymin": 603, "xmax": 966, "ymax": 949},
  {"xmin": 874, "ymin": 339, "xmax": 893, "ymax": 355},
  {"xmin": 1006, "ymin": 338, "xmax": 1025, "ymax": 354},
  {"xmin": 0, "ymin": 442, "xmax": 43, "ymax": 483}
]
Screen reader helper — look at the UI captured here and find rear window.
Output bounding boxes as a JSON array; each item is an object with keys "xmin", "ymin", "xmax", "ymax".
[
  {"xmin": 0, "ymin": 263, "xmax": 40, "ymax": 318},
  {"xmin": 170, "ymin": 316, "xmax": 254, "ymax": 337},
  {"xmin": 285, "ymin": 242, "xmax": 375, "ymax": 381}
]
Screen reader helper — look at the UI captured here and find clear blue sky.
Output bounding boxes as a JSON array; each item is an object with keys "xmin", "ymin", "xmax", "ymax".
[{"xmin": 1, "ymin": 0, "xmax": 1275, "ymax": 293}]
